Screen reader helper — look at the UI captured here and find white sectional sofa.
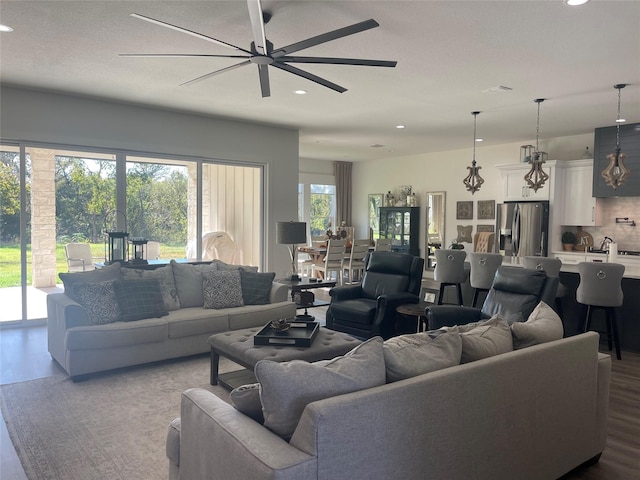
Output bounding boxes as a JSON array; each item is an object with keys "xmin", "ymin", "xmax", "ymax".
[
  {"xmin": 168, "ymin": 327, "xmax": 610, "ymax": 480},
  {"xmin": 47, "ymin": 260, "xmax": 295, "ymax": 380}
]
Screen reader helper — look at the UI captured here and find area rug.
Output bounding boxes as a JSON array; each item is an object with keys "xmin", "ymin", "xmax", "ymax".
[{"xmin": 0, "ymin": 354, "xmax": 240, "ymax": 480}]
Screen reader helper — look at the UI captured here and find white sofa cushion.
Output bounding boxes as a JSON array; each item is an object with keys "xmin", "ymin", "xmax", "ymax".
[
  {"xmin": 255, "ymin": 337, "xmax": 386, "ymax": 438},
  {"xmin": 511, "ymin": 301, "xmax": 564, "ymax": 349},
  {"xmin": 383, "ymin": 328, "xmax": 462, "ymax": 382},
  {"xmin": 460, "ymin": 315, "xmax": 513, "ymax": 363}
]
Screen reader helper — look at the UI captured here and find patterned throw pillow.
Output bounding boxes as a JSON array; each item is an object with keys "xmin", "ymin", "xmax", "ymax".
[
  {"xmin": 72, "ymin": 280, "xmax": 121, "ymax": 325},
  {"xmin": 202, "ymin": 270, "xmax": 245, "ymax": 309},
  {"xmin": 113, "ymin": 279, "xmax": 169, "ymax": 322},
  {"xmin": 121, "ymin": 265, "xmax": 181, "ymax": 311},
  {"xmin": 239, "ymin": 270, "xmax": 275, "ymax": 305},
  {"xmin": 60, "ymin": 262, "xmax": 122, "ymax": 302}
]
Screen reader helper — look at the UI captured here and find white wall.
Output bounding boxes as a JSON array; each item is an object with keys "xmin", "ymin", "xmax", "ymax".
[{"xmin": 0, "ymin": 86, "xmax": 299, "ymax": 275}]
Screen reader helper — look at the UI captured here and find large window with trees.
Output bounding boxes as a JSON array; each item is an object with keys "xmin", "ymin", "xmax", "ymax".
[{"xmin": 298, "ymin": 173, "xmax": 336, "ymax": 239}]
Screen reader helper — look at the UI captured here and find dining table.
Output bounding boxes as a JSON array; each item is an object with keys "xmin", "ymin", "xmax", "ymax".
[{"xmin": 298, "ymin": 245, "xmax": 374, "ymax": 279}]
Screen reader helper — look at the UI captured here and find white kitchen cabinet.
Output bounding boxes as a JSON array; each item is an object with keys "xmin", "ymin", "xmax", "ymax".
[
  {"xmin": 560, "ymin": 159, "xmax": 603, "ymax": 226},
  {"xmin": 498, "ymin": 162, "xmax": 553, "ymax": 201}
]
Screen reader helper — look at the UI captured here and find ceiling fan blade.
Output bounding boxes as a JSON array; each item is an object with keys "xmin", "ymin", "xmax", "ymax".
[
  {"xmin": 272, "ymin": 63, "xmax": 346, "ymax": 93},
  {"xmin": 257, "ymin": 64, "xmax": 271, "ymax": 97},
  {"xmin": 130, "ymin": 13, "xmax": 253, "ymax": 55},
  {"xmin": 271, "ymin": 19, "xmax": 379, "ymax": 58},
  {"xmin": 179, "ymin": 60, "xmax": 251, "ymax": 87},
  {"xmin": 120, "ymin": 54, "xmax": 250, "ymax": 59},
  {"xmin": 246, "ymin": 0, "xmax": 267, "ymax": 55},
  {"xmin": 278, "ymin": 56, "xmax": 397, "ymax": 67}
]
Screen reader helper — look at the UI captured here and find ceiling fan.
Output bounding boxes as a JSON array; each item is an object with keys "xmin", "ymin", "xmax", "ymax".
[{"xmin": 121, "ymin": 0, "xmax": 397, "ymax": 97}]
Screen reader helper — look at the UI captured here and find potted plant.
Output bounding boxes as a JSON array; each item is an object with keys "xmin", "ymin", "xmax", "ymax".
[
  {"xmin": 562, "ymin": 231, "xmax": 576, "ymax": 252},
  {"xmin": 449, "ymin": 240, "xmax": 465, "ymax": 250}
]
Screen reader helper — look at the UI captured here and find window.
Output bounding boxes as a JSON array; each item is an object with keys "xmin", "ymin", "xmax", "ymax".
[{"xmin": 309, "ymin": 184, "xmax": 336, "ymax": 236}]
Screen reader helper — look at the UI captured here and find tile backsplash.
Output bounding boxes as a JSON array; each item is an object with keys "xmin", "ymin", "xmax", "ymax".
[{"xmin": 576, "ymin": 197, "xmax": 640, "ymax": 251}]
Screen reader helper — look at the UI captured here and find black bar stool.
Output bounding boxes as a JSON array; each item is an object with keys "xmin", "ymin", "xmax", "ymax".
[{"xmin": 576, "ymin": 262, "xmax": 625, "ymax": 360}]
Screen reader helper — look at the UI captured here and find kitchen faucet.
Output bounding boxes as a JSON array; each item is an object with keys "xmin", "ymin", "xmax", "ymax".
[{"xmin": 599, "ymin": 236, "xmax": 613, "ymax": 251}]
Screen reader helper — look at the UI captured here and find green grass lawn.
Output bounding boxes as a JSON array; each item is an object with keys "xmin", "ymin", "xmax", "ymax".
[{"xmin": 0, "ymin": 243, "xmax": 188, "ymax": 288}]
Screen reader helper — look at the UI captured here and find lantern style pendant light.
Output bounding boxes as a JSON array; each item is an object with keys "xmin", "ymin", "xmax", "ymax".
[
  {"xmin": 601, "ymin": 84, "xmax": 630, "ymax": 189},
  {"xmin": 463, "ymin": 111, "xmax": 484, "ymax": 194},
  {"xmin": 524, "ymin": 98, "xmax": 549, "ymax": 192}
]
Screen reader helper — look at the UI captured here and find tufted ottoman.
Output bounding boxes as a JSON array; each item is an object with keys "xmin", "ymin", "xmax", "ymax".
[{"xmin": 208, "ymin": 326, "xmax": 361, "ymax": 389}]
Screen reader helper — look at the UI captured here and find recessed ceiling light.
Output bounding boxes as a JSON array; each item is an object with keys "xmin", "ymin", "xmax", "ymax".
[
  {"xmin": 564, "ymin": 0, "xmax": 590, "ymax": 6},
  {"xmin": 616, "ymin": 118, "xmax": 626, "ymax": 123},
  {"xmin": 476, "ymin": 138, "xmax": 484, "ymax": 142},
  {"xmin": 370, "ymin": 144, "xmax": 385, "ymax": 148},
  {"xmin": 294, "ymin": 90, "xmax": 307, "ymax": 95},
  {"xmin": 396, "ymin": 125, "xmax": 405, "ymax": 129},
  {"xmin": 0, "ymin": 24, "xmax": 14, "ymax": 32}
]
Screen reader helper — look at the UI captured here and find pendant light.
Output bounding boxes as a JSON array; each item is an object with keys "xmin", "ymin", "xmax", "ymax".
[
  {"xmin": 523, "ymin": 98, "xmax": 549, "ymax": 192},
  {"xmin": 463, "ymin": 111, "xmax": 484, "ymax": 194},
  {"xmin": 601, "ymin": 84, "xmax": 630, "ymax": 189}
]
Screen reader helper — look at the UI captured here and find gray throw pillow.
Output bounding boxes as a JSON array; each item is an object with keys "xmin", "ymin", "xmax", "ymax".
[
  {"xmin": 383, "ymin": 328, "xmax": 462, "ymax": 382},
  {"xmin": 122, "ymin": 265, "xmax": 181, "ymax": 311},
  {"xmin": 202, "ymin": 270, "xmax": 245, "ymax": 309},
  {"xmin": 230, "ymin": 383, "xmax": 264, "ymax": 423},
  {"xmin": 511, "ymin": 301, "xmax": 564, "ymax": 349},
  {"xmin": 72, "ymin": 280, "xmax": 121, "ymax": 325},
  {"xmin": 59, "ymin": 262, "xmax": 122, "ymax": 302},
  {"xmin": 170, "ymin": 260, "xmax": 218, "ymax": 308},
  {"xmin": 460, "ymin": 315, "xmax": 513, "ymax": 363},
  {"xmin": 239, "ymin": 269, "xmax": 275, "ymax": 305},
  {"xmin": 113, "ymin": 279, "xmax": 168, "ymax": 321},
  {"xmin": 212, "ymin": 259, "xmax": 259, "ymax": 272},
  {"xmin": 255, "ymin": 337, "xmax": 386, "ymax": 439}
]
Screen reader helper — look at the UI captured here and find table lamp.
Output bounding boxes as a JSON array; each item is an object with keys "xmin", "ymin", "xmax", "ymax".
[{"xmin": 276, "ymin": 221, "xmax": 307, "ymax": 281}]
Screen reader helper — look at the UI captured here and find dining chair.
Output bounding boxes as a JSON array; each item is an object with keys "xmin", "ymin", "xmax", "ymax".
[
  {"xmin": 473, "ymin": 232, "xmax": 495, "ymax": 253},
  {"xmin": 342, "ymin": 238, "xmax": 370, "ymax": 284},
  {"xmin": 64, "ymin": 243, "xmax": 98, "ymax": 272},
  {"xmin": 313, "ymin": 239, "xmax": 347, "ymax": 284}
]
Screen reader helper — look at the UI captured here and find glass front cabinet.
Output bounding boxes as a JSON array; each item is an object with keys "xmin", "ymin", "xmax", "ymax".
[{"xmin": 379, "ymin": 207, "xmax": 420, "ymax": 257}]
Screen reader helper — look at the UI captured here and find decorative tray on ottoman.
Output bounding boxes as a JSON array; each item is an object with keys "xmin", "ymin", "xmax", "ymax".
[{"xmin": 254, "ymin": 321, "xmax": 319, "ymax": 347}]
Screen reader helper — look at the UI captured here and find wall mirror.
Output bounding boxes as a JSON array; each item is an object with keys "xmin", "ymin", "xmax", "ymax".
[{"xmin": 425, "ymin": 191, "xmax": 446, "ymax": 269}]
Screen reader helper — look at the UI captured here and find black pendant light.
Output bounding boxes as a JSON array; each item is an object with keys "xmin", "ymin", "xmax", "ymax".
[{"xmin": 463, "ymin": 111, "xmax": 484, "ymax": 194}]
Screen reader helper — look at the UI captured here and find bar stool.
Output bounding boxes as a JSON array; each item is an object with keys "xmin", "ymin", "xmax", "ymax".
[
  {"xmin": 576, "ymin": 262, "xmax": 625, "ymax": 360},
  {"xmin": 468, "ymin": 252, "xmax": 503, "ymax": 307},
  {"xmin": 522, "ymin": 256, "xmax": 567, "ymax": 318},
  {"xmin": 434, "ymin": 249, "xmax": 467, "ymax": 306}
]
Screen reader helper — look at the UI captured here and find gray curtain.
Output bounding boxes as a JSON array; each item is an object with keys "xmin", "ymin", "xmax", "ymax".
[{"xmin": 334, "ymin": 161, "xmax": 352, "ymax": 226}]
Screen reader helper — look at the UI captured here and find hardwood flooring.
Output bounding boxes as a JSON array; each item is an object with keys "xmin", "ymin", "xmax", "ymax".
[{"xmin": 1, "ymin": 299, "xmax": 638, "ymax": 479}]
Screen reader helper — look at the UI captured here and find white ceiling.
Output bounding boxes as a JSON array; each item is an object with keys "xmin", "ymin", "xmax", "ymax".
[{"xmin": 1, "ymin": 0, "xmax": 639, "ymax": 162}]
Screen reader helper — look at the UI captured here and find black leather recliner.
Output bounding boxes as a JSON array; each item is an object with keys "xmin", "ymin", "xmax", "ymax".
[
  {"xmin": 325, "ymin": 252, "xmax": 424, "ymax": 339},
  {"xmin": 425, "ymin": 265, "xmax": 559, "ymax": 330}
]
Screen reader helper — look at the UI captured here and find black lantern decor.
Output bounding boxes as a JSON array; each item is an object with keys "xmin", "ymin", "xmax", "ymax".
[
  {"xmin": 130, "ymin": 237, "xmax": 148, "ymax": 264},
  {"xmin": 106, "ymin": 231, "xmax": 129, "ymax": 265}
]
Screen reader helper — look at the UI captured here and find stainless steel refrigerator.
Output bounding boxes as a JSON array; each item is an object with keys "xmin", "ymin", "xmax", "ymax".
[{"xmin": 496, "ymin": 201, "xmax": 549, "ymax": 257}]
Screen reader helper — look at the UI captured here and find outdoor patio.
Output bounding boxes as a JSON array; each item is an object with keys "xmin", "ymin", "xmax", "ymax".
[{"xmin": 0, "ymin": 285, "xmax": 64, "ymax": 324}]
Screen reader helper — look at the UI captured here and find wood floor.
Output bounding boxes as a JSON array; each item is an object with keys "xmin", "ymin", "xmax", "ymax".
[{"xmin": 1, "ymin": 312, "xmax": 638, "ymax": 479}]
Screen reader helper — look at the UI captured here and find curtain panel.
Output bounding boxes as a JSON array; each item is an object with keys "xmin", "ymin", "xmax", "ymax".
[{"xmin": 334, "ymin": 161, "xmax": 352, "ymax": 227}]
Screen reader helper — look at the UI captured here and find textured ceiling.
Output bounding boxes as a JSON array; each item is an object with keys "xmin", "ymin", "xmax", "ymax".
[{"xmin": 1, "ymin": 0, "xmax": 639, "ymax": 162}]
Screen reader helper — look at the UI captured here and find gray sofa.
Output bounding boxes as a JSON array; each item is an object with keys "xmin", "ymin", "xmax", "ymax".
[
  {"xmin": 168, "ymin": 331, "xmax": 610, "ymax": 480},
  {"xmin": 47, "ymin": 260, "xmax": 296, "ymax": 380}
]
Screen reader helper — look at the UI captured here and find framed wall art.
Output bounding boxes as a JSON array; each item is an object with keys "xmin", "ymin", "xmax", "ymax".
[
  {"xmin": 456, "ymin": 225, "xmax": 473, "ymax": 243},
  {"xmin": 477, "ymin": 200, "xmax": 496, "ymax": 220},
  {"xmin": 476, "ymin": 224, "xmax": 495, "ymax": 233},
  {"xmin": 456, "ymin": 201, "xmax": 473, "ymax": 220}
]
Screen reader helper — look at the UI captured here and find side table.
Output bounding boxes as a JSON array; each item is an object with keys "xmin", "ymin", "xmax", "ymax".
[
  {"xmin": 396, "ymin": 302, "xmax": 433, "ymax": 333},
  {"xmin": 277, "ymin": 278, "xmax": 337, "ymax": 320}
]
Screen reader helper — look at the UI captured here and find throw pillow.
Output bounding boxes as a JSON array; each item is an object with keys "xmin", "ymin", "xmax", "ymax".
[
  {"xmin": 511, "ymin": 301, "xmax": 564, "ymax": 349},
  {"xmin": 255, "ymin": 337, "xmax": 386, "ymax": 439},
  {"xmin": 383, "ymin": 328, "xmax": 462, "ymax": 382},
  {"xmin": 212, "ymin": 259, "xmax": 259, "ymax": 273},
  {"xmin": 113, "ymin": 279, "xmax": 169, "ymax": 322},
  {"xmin": 202, "ymin": 270, "xmax": 245, "ymax": 309},
  {"xmin": 170, "ymin": 260, "xmax": 218, "ymax": 308},
  {"xmin": 239, "ymin": 269, "xmax": 275, "ymax": 305},
  {"xmin": 59, "ymin": 262, "xmax": 122, "ymax": 302},
  {"xmin": 122, "ymin": 265, "xmax": 181, "ymax": 311},
  {"xmin": 460, "ymin": 315, "xmax": 513, "ymax": 363},
  {"xmin": 72, "ymin": 280, "xmax": 121, "ymax": 325},
  {"xmin": 230, "ymin": 383, "xmax": 264, "ymax": 423}
]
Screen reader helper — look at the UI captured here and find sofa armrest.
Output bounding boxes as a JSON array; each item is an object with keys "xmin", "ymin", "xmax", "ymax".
[
  {"xmin": 47, "ymin": 292, "xmax": 91, "ymax": 329},
  {"xmin": 177, "ymin": 388, "xmax": 316, "ymax": 480},
  {"xmin": 425, "ymin": 305, "xmax": 485, "ymax": 330},
  {"xmin": 595, "ymin": 353, "xmax": 611, "ymax": 450},
  {"xmin": 269, "ymin": 282, "xmax": 289, "ymax": 304},
  {"xmin": 371, "ymin": 292, "xmax": 419, "ymax": 338}
]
